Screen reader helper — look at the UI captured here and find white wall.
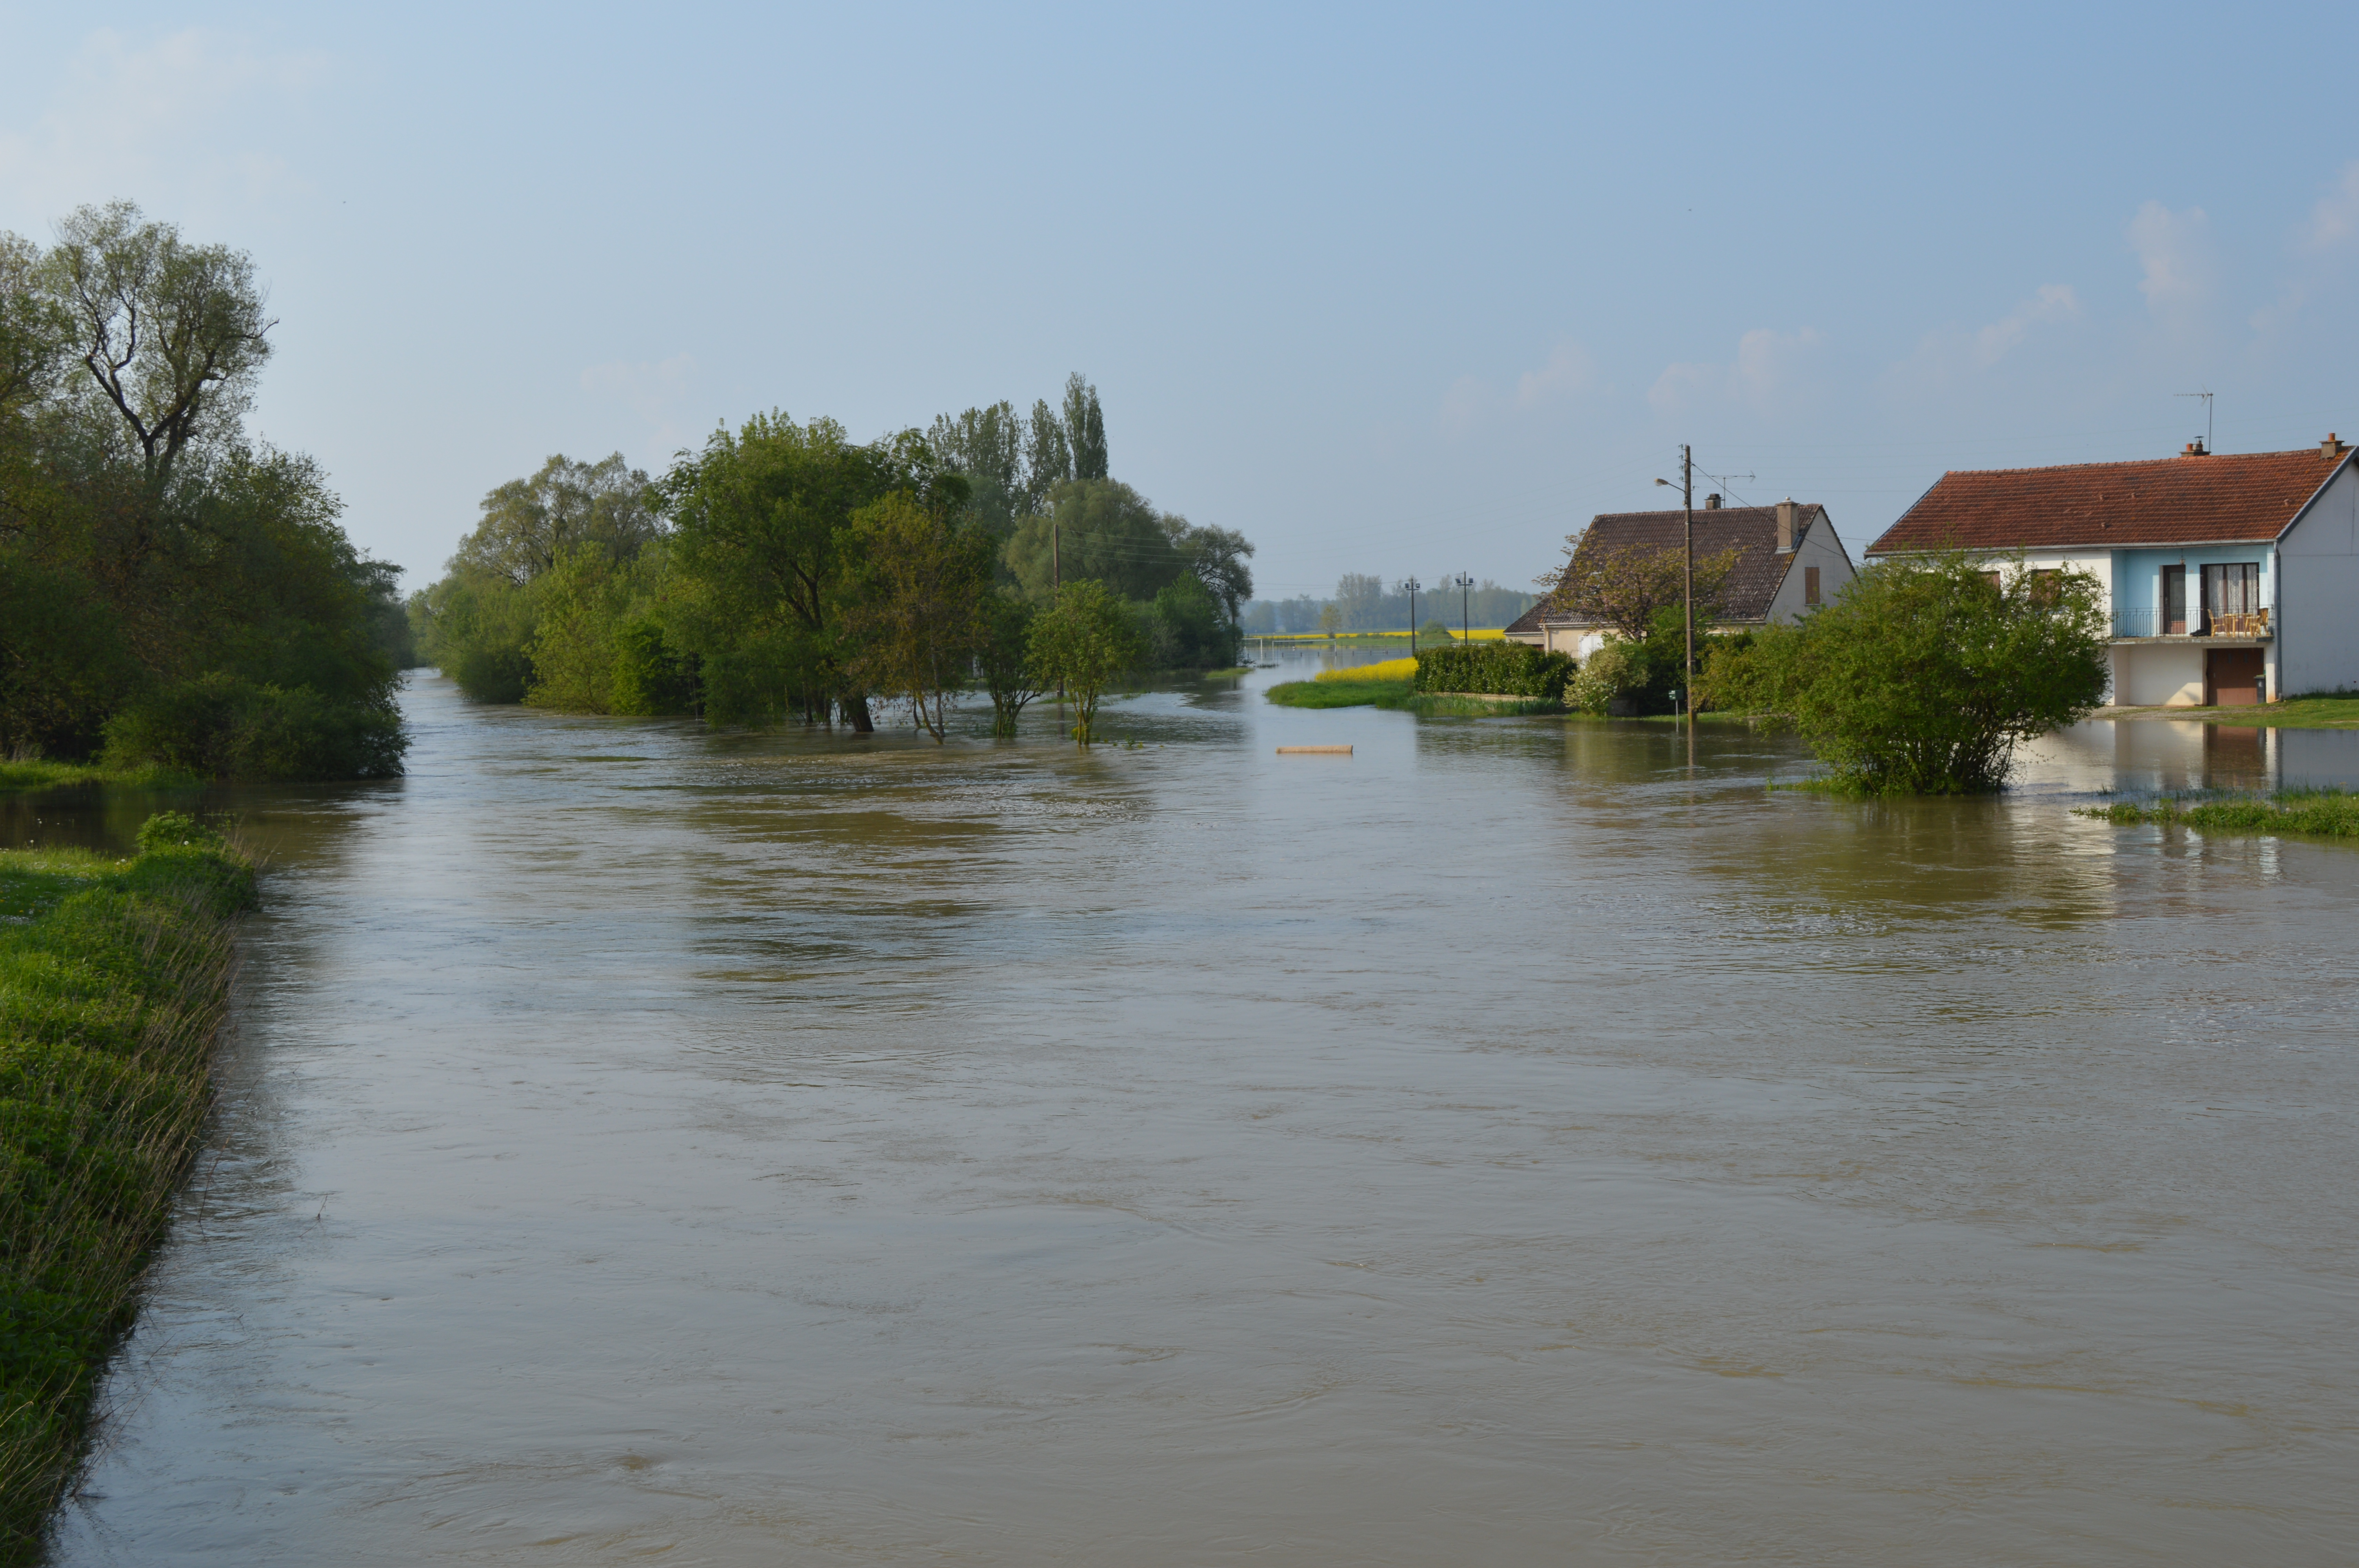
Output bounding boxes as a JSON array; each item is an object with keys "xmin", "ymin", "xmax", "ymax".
[
  {"xmin": 2279, "ymin": 460, "xmax": 2359, "ymax": 695},
  {"xmin": 1762, "ymin": 517, "xmax": 1858, "ymax": 623},
  {"xmin": 2114, "ymin": 642, "xmax": 2205, "ymax": 706}
]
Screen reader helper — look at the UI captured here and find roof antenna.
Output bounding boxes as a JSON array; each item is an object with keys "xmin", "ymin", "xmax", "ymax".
[{"xmin": 2176, "ymin": 388, "xmax": 2213, "ymax": 453}]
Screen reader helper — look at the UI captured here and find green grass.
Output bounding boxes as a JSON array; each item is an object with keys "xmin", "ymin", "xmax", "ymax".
[
  {"xmin": 0, "ymin": 818, "xmax": 255, "ymax": 1559},
  {"xmin": 1265, "ymin": 677, "xmax": 1416, "ymax": 710},
  {"xmin": 2075, "ymin": 787, "xmax": 2359, "ymax": 839},
  {"xmin": 0, "ymin": 760, "xmax": 204, "ymax": 796}
]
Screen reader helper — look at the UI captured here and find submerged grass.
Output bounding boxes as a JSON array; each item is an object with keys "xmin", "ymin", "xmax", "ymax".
[
  {"xmin": 0, "ymin": 761, "xmax": 203, "ymax": 797},
  {"xmin": 2100, "ymin": 695, "xmax": 2359, "ymax": 728},
  {"xmin": 2076, "ymin": 786, "xmax": 2359, "ymax": 839},
  {"xmin": 0, "ymin": 816, "xmax": 254, "ymax": 1560}
]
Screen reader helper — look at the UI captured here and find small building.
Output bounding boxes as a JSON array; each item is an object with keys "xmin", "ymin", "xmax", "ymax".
[
  {"xmin": 1863, "ymin": 435, "xmax": 2359, "ymax": 707},
  {"xmin": 1506, "ymin": 498, "xmax": 1855, "ymax": 657}
]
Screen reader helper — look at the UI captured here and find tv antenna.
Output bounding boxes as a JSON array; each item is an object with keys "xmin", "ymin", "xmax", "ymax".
[{"xmin": 2177, "ymin": 389, "xmax": 2213, "ymax": 452}]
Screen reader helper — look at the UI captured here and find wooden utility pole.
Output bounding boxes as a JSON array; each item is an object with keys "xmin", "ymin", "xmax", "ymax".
[{"xmin": 1681, "ymin": 443, "xmax": 1694, "ymax": 719}]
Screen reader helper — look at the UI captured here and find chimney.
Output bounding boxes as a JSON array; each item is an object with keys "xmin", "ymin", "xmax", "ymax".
[
  {"xmin": 1704, "ymin": 493, "xmax": 1721, "ymax": 510},
  {"xmin": 1775, "ymin": 498, "xmax": 1798, "ymax": 553},
  {"xmin": 2326, "ymin": 433, "xmax": 2350, "ymax": 457},
  {"xmin": 2182, "ymin": 439, "xmax": 2208, "ymax": 457}
]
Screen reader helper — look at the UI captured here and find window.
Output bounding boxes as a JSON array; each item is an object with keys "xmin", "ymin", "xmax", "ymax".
[
  {"xmin": 1981, "ymin": 570, "xmax": 2003, "ymax": 591},
  {"xmin": 1803, "ymin": 566, "xmax": 1821, "ymax": 606},
  {"xmin": 2028, "ymin": 568, "xmax": 2062, "ymax": 606},
  {"xmin": 2203, "ymin": 562, "xmax": 2261, "ymax": 617}
]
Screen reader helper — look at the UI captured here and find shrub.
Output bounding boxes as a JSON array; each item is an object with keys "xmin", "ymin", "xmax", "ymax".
[
  {"xmin": 132, "ymin": 812, "xmax": 224, "ymax": 855},
  {"xmin": 1410, "ymin": 642, "xmax": 1571, "ymax": 700},
  {"xmin": 100, "ymin": 673, "xmax": 407, "ymax": 781},
  {"xmin": 1721, "ymin": 550, "xmax": 2108, "ymax": 794},
  {"xmin": 1566, "ymin": 642, "xmax": 1639, "ymax": 714}
]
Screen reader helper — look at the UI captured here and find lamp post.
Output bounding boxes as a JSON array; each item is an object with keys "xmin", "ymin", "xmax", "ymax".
[
  {"xmin": 1405, "ymin": 577, "xmax": 1422, "ymax": 653},
  {"xmin": 1449, "ymin": 572, "xmax": 1474, "ymax": 642}
]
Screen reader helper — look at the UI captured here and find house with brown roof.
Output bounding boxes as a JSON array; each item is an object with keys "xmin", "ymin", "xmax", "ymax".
[
  {"xmin": 1864, "ymin": 434, "xmax": 2359, "ymax": 707},
  {"xmin": 1505, "ymin": 498, "xmax": 1855, "ymax": 656}
]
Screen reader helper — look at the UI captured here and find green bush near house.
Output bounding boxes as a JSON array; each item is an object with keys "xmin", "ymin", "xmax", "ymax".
[{"xmin": 1704, "ymin": 550, "xmax": 2109, "ymax": 794}]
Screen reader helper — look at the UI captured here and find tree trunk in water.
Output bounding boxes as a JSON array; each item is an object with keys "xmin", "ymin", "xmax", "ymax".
[{"xmin": 842, "ymin": 694, "xmax": 874, "ymax": 733}]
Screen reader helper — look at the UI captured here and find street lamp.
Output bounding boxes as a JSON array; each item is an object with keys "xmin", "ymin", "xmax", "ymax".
[{"xmin": 1448, "ymin": 572, "xmax": 1474, "ymax": 642}]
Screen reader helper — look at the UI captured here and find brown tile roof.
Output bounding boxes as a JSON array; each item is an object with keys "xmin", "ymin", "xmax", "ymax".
[
  {"xmin": 1541, "ymin": 505, "xmax": 1825, "ymax": 624},
  {"xmin": 1504, "ymin": 601, "xmax": 1547, "ymax": 635},
  {"xmin": 1867, "ymin": 445, "xmax": 2353, "ymax": 554}
]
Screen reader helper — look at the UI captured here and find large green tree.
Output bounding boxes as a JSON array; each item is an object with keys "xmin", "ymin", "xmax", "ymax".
[
  {"xmin": 653, "ymin": 412, "xmax": 927, "ymax": 730},
  {"xmin": 454, "ymin": 453, "xmax": 661, "ymax": 585},
  {"xmin": 1003, "ymin": 479, "xmax": 1183, "ymax": 601}
]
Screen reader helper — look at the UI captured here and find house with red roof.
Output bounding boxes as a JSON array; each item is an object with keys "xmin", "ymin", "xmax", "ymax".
[
  {"xmin": 1506, "ymin": 498, "xmax": 1855, "ymax": 656},
  {"xmin": 1865, "ymin": 435, "xmax": 2359, "ymax": 707}
]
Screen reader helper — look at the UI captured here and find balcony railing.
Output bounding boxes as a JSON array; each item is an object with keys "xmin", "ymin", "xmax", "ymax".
[{"xmin": 2111, "ymin": 606, "xmax": 2271, "ymax": 639}]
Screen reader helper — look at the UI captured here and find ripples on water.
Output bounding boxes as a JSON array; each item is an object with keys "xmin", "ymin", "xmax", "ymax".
[{"xmin": 30, "ymin": 661, "xmax": 2359, "ymax": 1565}]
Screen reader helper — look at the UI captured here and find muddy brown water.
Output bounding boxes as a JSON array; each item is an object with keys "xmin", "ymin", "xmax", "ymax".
[{"xmin": 31, "ymin": 660, "xmax": 2359, "ymax": 1564}]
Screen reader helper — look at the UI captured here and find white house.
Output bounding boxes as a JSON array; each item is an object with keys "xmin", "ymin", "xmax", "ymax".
[
  {"xmin": 1865, "ymin": 435, "xmax": 2359, "ymax": 707},
  {"xmin": 1506, "ymin": 498, "xmax": 1855, "ymax": 655}
]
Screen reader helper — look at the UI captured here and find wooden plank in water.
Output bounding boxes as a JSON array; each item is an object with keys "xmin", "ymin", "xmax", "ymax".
[{"xmin": 1276, "ymin": 745, "xmax": 1353, "ymax": 755}]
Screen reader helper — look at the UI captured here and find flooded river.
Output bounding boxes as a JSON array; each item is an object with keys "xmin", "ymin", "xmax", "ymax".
[{"xmin": 36, "ymin": 657, "xmax": 2359, "ymax": 1564}]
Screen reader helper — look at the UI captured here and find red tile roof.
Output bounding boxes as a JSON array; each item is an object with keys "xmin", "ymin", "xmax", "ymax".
[{"xmin": 1867, "ymin": 445, "xmax": 2352, "ymax": 554}]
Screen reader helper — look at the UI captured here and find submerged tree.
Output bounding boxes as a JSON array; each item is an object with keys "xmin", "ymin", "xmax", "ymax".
[
  {"xmin": 1028, "ymin": 579, "xmax": 1142, "ymax": 745},
  {"xmin": 1716, "ymin": 551, "xmax": 2109, "ymax": 794},
  {"xmin": 840, "ymin": 490, "xmax": 993, "ymax": 742},
  {"xmin": 976, "ymin": 592, "xmax": 1046, "ymax": 737}
]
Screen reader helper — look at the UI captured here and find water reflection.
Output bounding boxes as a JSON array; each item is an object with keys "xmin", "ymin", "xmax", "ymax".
[{"xmin": 40, "ymin": 669, "xmax": 2359, "ymax": 1566}]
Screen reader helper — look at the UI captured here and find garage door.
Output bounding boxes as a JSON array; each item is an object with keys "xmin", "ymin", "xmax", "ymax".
[{"xmin": 2206, "ymin": 647, "xmax": 2264, "ymax": 706}]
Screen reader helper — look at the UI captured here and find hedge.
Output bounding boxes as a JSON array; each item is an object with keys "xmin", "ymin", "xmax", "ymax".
[{"xmin": 1410, "ymin": 642, "xmax": 1573, "ymax": 700}]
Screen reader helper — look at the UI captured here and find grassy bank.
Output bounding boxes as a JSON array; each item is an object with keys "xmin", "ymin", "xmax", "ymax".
[
  {"xmin": 0, "ymin": 815, "xmax": 255, "ymax": 1559},
  {"xmin": 0, "ymin": 760, "xmax": 203, "ymax": 797},
  {"xmin": 2077, "ymin": 788, "xmax": 2359, "ymax": 839}
]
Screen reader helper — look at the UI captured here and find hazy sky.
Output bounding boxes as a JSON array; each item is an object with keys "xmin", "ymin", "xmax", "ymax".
[{"xmin": 5, "ymin": 3, "xmax": 2355, "ymax": 601}]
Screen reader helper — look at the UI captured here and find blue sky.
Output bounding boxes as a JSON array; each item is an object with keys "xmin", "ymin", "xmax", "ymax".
[{"xmin": 5, "ymin": 2, "xmax": 2355, "ymax": 602}]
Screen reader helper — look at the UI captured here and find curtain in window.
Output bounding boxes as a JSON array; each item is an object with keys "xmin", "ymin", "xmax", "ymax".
[{"xmin": 2203, "ymin": 563, "xmax": 2260, "ymax": 617}]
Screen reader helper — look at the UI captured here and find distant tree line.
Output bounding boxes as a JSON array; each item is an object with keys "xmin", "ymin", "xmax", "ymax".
[
  {"xmin": 1241, "ymin": 575, "xmax": 1534, "ymax": 635},
  {"xmin": 408, "ymin": 374, "xmax": 1256, "ymax": 742},
  {"xmin": 0, "ymin": 204, "xmax": 410, "ymax": 779}
]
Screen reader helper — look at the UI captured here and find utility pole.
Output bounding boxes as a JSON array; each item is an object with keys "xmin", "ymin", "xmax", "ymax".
[
  {"xmin": 1681, "ymin": 443, "xmax": 1695, "ymax": 720},
  {"xmin": 1405, "ymin": 577, "xmax": 1422, "ymax": 653},
  {"xmin": 1450, "ymin": 572, "xmax": 1474, "ymax": 642}
]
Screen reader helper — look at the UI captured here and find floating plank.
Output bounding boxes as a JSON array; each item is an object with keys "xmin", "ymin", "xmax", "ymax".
[{"xmin": 1276, "ymin": 745, "xmax": 1353, "ymax": 755}]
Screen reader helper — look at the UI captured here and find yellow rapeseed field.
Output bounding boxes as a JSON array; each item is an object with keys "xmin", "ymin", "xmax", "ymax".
[{"xmin": 1314, "ymin": 657, "xmax": 1418, "ymax": 684}]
